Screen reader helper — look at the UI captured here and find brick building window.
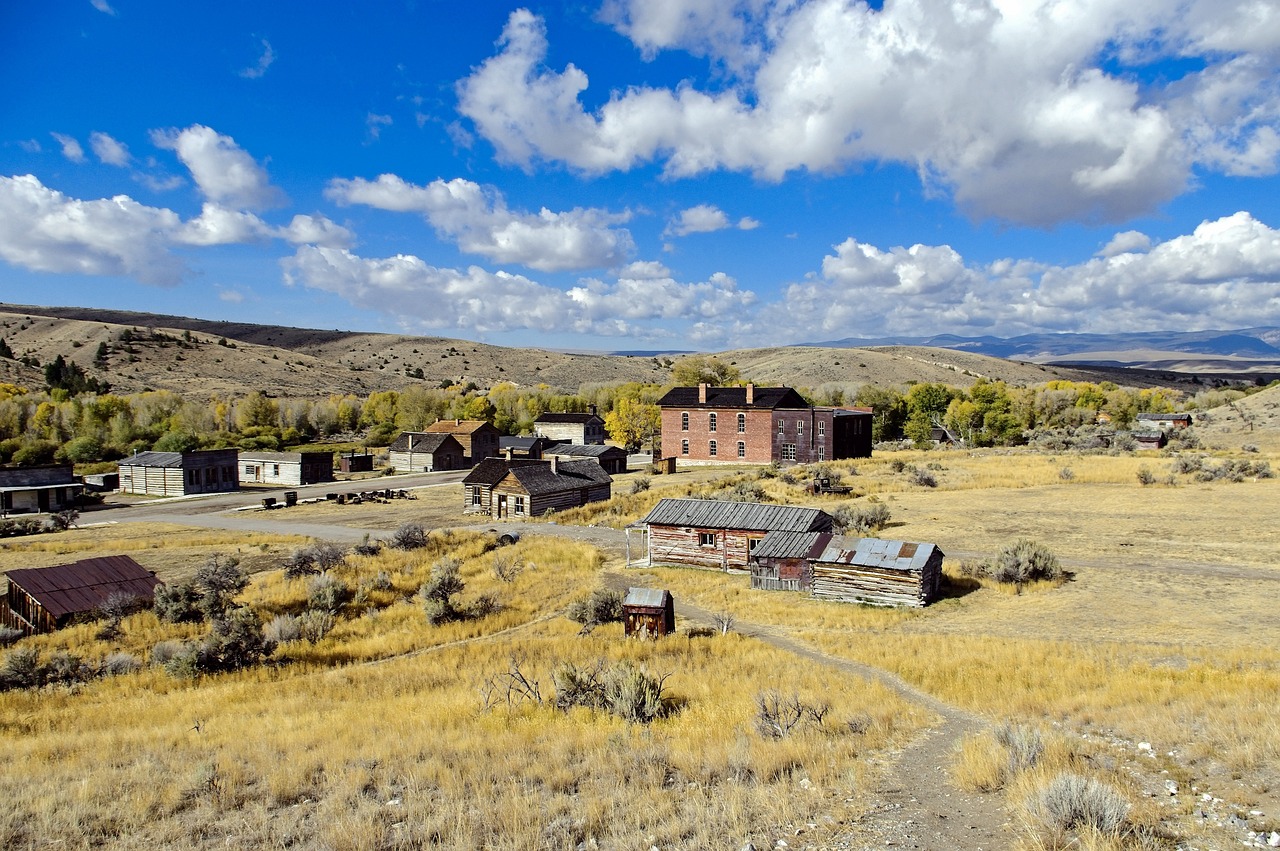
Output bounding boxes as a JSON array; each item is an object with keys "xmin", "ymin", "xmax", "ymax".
[
  {"xmin": 709, "ymin": 413, "xmax": 717, "ymax": 432},
  {"xmin": 737, "ymin": 413, "xmax": 746, "ymax": 433},
  {"xmin": 818, "ymin": 421, "xmax": 826, "ymax": 436},
  {"xmin": 681, "ymin": 412, "xmax": 689, "ymax": 431},
  {"xmin": 709, "ymin": 440, "xmax": 717, "ymax": 457},
  {"xmin": 818, "ymin": 448, "xmax": 825, "ymax": 460},
  {"xmin": 681, "ymin": 439, "xmax": 689, "ymax": 455},
  {"xmin": 737, "ymin": 441, "xmax": 745, "ymax": 458},
  {"xmin": 781, "ymin": 443, "xmax": 796, "ymax": 461},
  {"xmin": 797, "ymin": 421, "xmax": 804, "ymax": 437},
  {"xmin": 777, "ymin": 420, "xmax": 784, "ymax": 434}
]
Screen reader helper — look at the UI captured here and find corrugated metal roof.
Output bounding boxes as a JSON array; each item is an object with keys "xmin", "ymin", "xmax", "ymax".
[
  {"xmin": 120, "ymin": 451, "xmax": 185, "ymax": 468},
  {"xmin": 751, "ymin": 530, "xmax": 832, "ymax": 560},
  {"xmin": 813, "ymin": 536, "xmax": 941, "ymax": 572},
  {"xmin": 641, "ymin": 498, "xmax": 832, "ymax": 533},
  {"xmin": 623, "ymin": 587, "xmax": 671, "ymax": 608},
  {"xmin": 544, "ymin": 444, "xmax": 626, "ymax": 458},
  {"xmin": 5, "ymin": 556, "xmax": 161, "ymax": 619}
]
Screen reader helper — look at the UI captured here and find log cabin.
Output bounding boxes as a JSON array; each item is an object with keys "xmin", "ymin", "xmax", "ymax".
[
  {"xmin": 749, "ymin": 530, "xmax": 833, "ymax": 591},
  {"xmin": 634, "ymin": 498, "xmax": 832, "ymax": 570},
  {"xmin": 1, "ymin": 555, "xmax": 161, "ymax": 635},
  {"xmin": 462, "ymin": 457, "xmax": 612, "ymax": 518},
  {"xmin": 809, "ymin": 536, "xmax": 943, "ymax": 607}
]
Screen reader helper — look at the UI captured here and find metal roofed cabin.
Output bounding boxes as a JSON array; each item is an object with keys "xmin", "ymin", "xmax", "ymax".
[
  {"xmin": 1, "ymin": 555, "xmax": 162, "ymax": 635},
  {"xmin": 749, "ymin": 530, "xmax": 833, "ymax": 591},
  {"xmin": 622, "ymin": 587, "xmax": 675, "ymax": 637},
  {"xmin": 118, "ymin": 449, "xmax": 238, "ymax": 496},
  {"xmin": 542, "ymin": 443, "xmax": 629, "ymax": 474},
  {"xmin": 810, "ymin": 537, "xmax": 944, "ymax": 607},
  {"xmin": 0, "ymin": 464, "xmax": 82, "ymax": 515},
  {"xmin": 631, "ymin": 497, "xmax": 832, "ymax": 570}
]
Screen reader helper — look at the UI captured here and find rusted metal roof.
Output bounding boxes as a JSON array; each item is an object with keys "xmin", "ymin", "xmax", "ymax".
[
  {"xmin": 624, "ymin": 587, "xmax": 671, "ymax": 609},
  {"xmin": 641, "ymin": 498, "xmax": 832, "ymax": 533},
  {"xmin": 751, "ymin": 530, "xmax": 833, "ymax": 561},
  {"xmin": 5, "ymin": 556, "xmax": 161, "ymax": 619},
  {"xmin": 813, "ymin": 536, "xmax": 941, "ymax": 573}
]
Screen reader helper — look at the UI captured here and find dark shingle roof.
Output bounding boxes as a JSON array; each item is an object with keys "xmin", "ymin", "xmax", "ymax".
[
  {"xmin": 657, "ymin": 386, "xmax": 810, "ymax": 409},
  {"xmin": 543, "ymin": 444, "xmax": 627, "ymax": 458},
  {"xmin": 641, "ymin": 498, "xmax": 832, "ymax": 533},
  {"xmin": 5, "ymin": 556, "xmax": 161, "ymax": 619},
  {"xmin": 388, "ymin": 432, "xmax": 461, "ymax": 453},
  {"xmin": 813, "ymin": 537, "xmax": 942, "ymax": 572},
  {"xmin": 535, "ymin": 413, "xmax": 604, "ymax": 424},
  {"xmin": 506, "ymin": 460, "xmax": 612, "ymax": 495},
  {"xmin": 425, "ymin": 419, "xmax": 498, "ymax": 435},
  {"xmin": 751, "ymin": 530, "xmax": 832, "ymax": 561},
  {"xmin": 0, "ymin": 464, "xmax": 77, "ymax": 488},
  {"xmin": 462, "ymin": 457, "xmax": 546, "ymax": 486}
]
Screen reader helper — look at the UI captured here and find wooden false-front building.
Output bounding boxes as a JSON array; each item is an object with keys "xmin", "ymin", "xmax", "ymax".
[
  {"xmin": 0, "ymin": 464, "xmax": 82, "ymax": 515},
  {"xmin": 239, "ymin": 451, "xmax": 334, "ymax": 486},
  {"xmin": 462, "ymin": 457, "xmax": 612, "ymax": 518},
  {"xmin": 387, "ymin": 432, "xmax": 466, "ymax": 473},
  {"xmin": 749, "ymin": 530, "xmax": 833, "ymax": 591},
  {"xmin": 118, "ymin": 449, "xmax": 238, "ymax": 496},
  {"xmin": 810, "ymin": 537, "xmax": 944, "ymax": 608},
  {"xmin": 634, "ymin": 498, "xmax": 832, "ymax": 570},
  {"xmin": 622, "ymin": 587, "xmax": 675, "ymax": 637},
  {"xmin": 1, "ymin": 555, "xmax": 162, "ymax": 635}
]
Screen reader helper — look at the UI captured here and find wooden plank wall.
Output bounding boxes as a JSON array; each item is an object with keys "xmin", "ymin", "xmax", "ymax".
[{"xmin": 811, "ymin": 563, "xmax": 928, "ymax": 607}]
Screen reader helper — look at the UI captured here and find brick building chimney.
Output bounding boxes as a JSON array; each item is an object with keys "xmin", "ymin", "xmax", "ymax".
[
  {"xmin": 698, "ymin": 383, "xmax": 707, "ymax": 403},
  {"xmin": 746, "ymin": 383, "xmax": 754, "ymax": 405}
]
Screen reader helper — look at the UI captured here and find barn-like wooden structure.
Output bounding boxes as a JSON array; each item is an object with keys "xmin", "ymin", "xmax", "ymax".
[
  {"xmin": 809, "ymin": 537, "xmax": 944, "ymax": 608},
  {"xmin": 749, "ymin": 530, "xmax": 833, "ymax": 591},
  {"xmin": 1, "ymin": 555, "xmax": 161, "ymax": 635},
  {"xmin": 118, "ymin": 449, "xmax": 238, "ymax": 496},
  {"xmin": 622, "ymin": 587, "xmax": 675, "ymax": 637},
  {"xmin": 387, "ymin": 432, "xmax": 466, "ymax": 473},
  {"xmin": 632, "ymin": 498, "xmax": 832, "ymax": 570},
  {"xmin": 462, "ymin": 457, "xmax": 612, "ymax": 518}
]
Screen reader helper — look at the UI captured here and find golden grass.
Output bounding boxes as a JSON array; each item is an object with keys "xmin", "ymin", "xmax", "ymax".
[{"xmin": 0, "ymin": 531, "xmax": 930, "ymax": 848}]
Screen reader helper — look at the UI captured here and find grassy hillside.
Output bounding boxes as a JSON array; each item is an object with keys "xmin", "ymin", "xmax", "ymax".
[{"xmin": 0, "ymin": 303, "xmax": 1208, "ymax": 398}]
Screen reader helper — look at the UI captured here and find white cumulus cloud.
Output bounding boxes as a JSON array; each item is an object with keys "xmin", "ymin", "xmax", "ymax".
[
  {"xmin": 89, "ymin": 132, "xmax": 130, "ymax": 166},
  {"xmin": 458, "ymin": 3, "xmax": 1280, "ymax": 226},
  {"xmin": 151, "ymin": 124, "xmax": 284, "ymax": 209},
  {"xmin": 326, "ymin": 172, "xmax": 633, "ymax": 272}
]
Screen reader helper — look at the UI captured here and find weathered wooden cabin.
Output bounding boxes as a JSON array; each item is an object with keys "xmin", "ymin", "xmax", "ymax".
[
  {"xmin": 622, "ymin": 587, "xmax": 675, "ymax": 637},
  {"xmin": 1133, "ymin": 430, "xmax": 1167, "ymax": 450},
  {"xmin": 1137, "ymin": 412, "xmax": 1193, "ymax": 430},
  {"xmin": 534, "ymin": 410, "xmax": 606, "ymax": 444},
  {"xmin": 542, "ymin": 443, "xmax": 628, "ymax": 475},
  {"xmin": 0, "ymin": 464, "xmax": 82, "ymax": 515},
  {"xmin": 339, "ymin": 452, "xmax": 375, "ymax": 473},
  {"xmin": 462, "ymin": 457, "xmax": 612, "ymax": 518},
  {"xmin": 749, "ymin": 530, "xmax": 833, "ymax": 591},
  {"xmin": 239, "ymin": 451, "xmax": 334, "ymax": 486},
  {"xmin": 387, "ymin": 432, "xmax": 466, "ymax": 473},
  {"xmin": 498, "ymin": 436, "xmax": 560, "ymax": 460},
  {"xmin": 425, "ymin": 419, "xmax": 501, "ymax": 465},
  {"xmin": 810, "ymin": 537, "xmax": 944, "ymax": 607},
  {"xmin": 118, "ymin": 449, "xmax": 238, "ymax": 496},
  {"xmin": 634, "ymin": 498, "xmax": 832, "ymax": 570},
  {"xmin": 1, "ymin": 555, "xmax": 161, "ymax": 635}
]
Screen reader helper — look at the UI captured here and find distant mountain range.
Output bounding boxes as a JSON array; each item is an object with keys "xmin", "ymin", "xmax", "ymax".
[{"xmin": 803, "ymin": 328, "xmax": 1280, "ymax": 365}]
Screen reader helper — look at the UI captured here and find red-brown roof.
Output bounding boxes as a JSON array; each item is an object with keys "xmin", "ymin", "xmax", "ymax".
[{"xmin": 5, "ymin": 556, "xmax": 161, "ymax": 619}]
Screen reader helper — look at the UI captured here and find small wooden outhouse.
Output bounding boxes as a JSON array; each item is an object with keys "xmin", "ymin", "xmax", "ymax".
[{"xmin": 622, "ymin": 587, "xmax": 675, "ymax": 637}]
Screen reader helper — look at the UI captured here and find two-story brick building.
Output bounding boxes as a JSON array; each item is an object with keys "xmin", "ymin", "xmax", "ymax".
[{"xmin": 657, "ymin": 384, "xmax": 872, "ymax": 465}]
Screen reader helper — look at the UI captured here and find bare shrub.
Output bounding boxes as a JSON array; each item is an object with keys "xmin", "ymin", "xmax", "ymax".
[
  {"xmin": 481, "ymin": 658, "xmax": 543, "ymax": 711},
  {"xmin": 491, "ymin": 552, "xmax": 525, "ymax": 583},
  {"xmin": 285, "ymin": 542, "xmax": 347, "ymax": 578},
  {"xmin": 1032, "ymin": 772, "xmax": 1130, "ymax": 835},
  {"xmin": 0, "ymin": 626, "xmax": 22, "ymax": 647},
  {"xmin": 101, "ymin": 652, "xmax": 142, "ymax": 677},
  {"xmin": 418, "ymin": 558, "xmax": 464, "ymax": 625},
  {"xmin": 391, "ymin": 523, "xmax": 428, "ymax": 550},
  {"xmin": 755, "ymin": 690, "xmax": 830, "ymax": 739},
  {"xmin": 264, "ymin": 614, "xmax": 302, "ymax": 645},
  {"xmin": 552, "ymin": 660, "xmax": 605, "ymax": 712},
  {"xmin": 552, "ymin": 661, "xmax": 670, "ymax": 724},
  {"xmin": 46, "ymin": 509, "xmax": 80, "ymax": 532},
  {"xmin": 831, "ymin": 501, "xmax": 891, "ymax": 535},
  {"xmin": 1058, "ymin": 467, "xmax": 1075, "ymax": 481},
  {"xmin": 988, "ymin": 540, "xmax": 1063, "ymax": 585},
  {"xmin": 1136, "ymin": 466, "xmax": 1156, "ymax": 486},
  {"xmin": 566, "ymin": 588, "xmax": 623, "ymax": 630},
  {"xmin": 353, "ymin": 535, "xmax": 382, "ymax": 557},
  {"xmin": 41, "ymin": 651, "xmax": 90, "ymax": 685},
  {"xmin": 629, "ymin": 475, "xmax": 651, "ymax": 494},
  {"xmin": 711, "ymin": 611, "xmax": 735, "ymax": 635}
]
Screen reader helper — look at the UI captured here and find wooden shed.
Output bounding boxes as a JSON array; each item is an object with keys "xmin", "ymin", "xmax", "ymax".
[
  {"xmin": 239, "ymin": 451, "xmax": 334, "ymax": 486},
  {"xmin": 622, "ymin": 587, "xmax": 675, "ymax": 637},
  {"xmin": 1, "ymin": 555, "xmax": 161, "ymax": 635},
  {"xmin": 339, "ymin": 452, "xmax": 375, "ymax": 473},
  {"xmin": 387, "ymin": 432, "xmax": 466, "ymax": 473},
  {"xmin": 749, "ymin": 530, "xmax": 833, "ymax": 591},
  {"xmin": 462, "ymin": 457, "xmax": 612, "ymax": 518},
  {"xmin": 0, "ymin": 464, "xmax": 82, "ymax": 515},
  {"xmin": 118, "ymin": 449, "xmax": 238, "ymax": 496},
  {"xmin": 810, "ymin": 537, "xmax": 944, "ymax": 607},
  {"xmin": 634, "ymin": 498, "xmax": 832, "ymax": 570}
]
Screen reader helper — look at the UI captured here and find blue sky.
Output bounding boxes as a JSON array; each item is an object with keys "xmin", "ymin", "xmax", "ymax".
[{"xmin": 2, "ymin": 1, "xmax": 1279, "ymax": 351}]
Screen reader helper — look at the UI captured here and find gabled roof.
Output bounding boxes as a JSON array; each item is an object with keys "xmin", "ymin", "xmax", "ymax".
[
  {"xmin": 462, "ymin": 457, "xmax": 546, "ymax": 486},
  {"xmin": 499, "ymin": 436, "xmax": 560, "ymax": 450},
  {"xmin": 543, "ymin": 443, "xmax": 627, "ymax": 458},
  {"xmin": 641, "ymin": 498, "xmax": 832, "ymax": 533},
  {"xmin": 0, "ymin": 464, "xmax": 77, "ymax": 488},
  {"xmin": 657, "ymin": 386, "xmax": 810, "ymax": 410},
  {"xmin": 752, "ymin": 530, "xmax": 833, "ymax": 561},
  {"xmin": 5, "ymin": 556, "xmax": 161, "ymax": 619},
  {"xmin": 238, "ymin": 450, "xmax": 332, "ymax": 463},
  {"xmin": 535, "ymin": 412, "xmax": 604, "ymax": 424},
  {"xmin": 623, "ymin": 587, "xmax": 671, "ymax": 608},
  {"xmin": 504, "ymin": 459, "xmax": 612, "ymax": 495},
  {"xmin": 1137, "ymin": 412, "xmax": 1192, "ymax": 421},
  {"xmin": 388, "ymin": 432, "xmax": 462, "ymax": 453},
  {"xmin": 813, "ymin": 537, "xmax": 941, "ymax": 572},
  {"xmin": 425, "ymin": 419, "xmax": 498, "ymax": 435},
  {"xmin": 121, "ymin": 449, "xmax": 235, "ymax": 468}
]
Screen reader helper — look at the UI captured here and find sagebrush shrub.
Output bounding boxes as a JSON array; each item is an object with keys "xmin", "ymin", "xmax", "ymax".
[
  {"xmin": 264, "ymin": 614, "xmax": 302, "ymax": 644},
  {"xmin": 831, "ymin": 501, "xmax": 891, "ymax": 535},
  {"xmin": 1033, "ymin": 772, "xmax": 1129, "ymax": 834},
  {"xmin": 418, "ymin": 558, "xmax": 464, "ymax": 625},
  {"xmin": 298, "ymin": 610, "xmax": 335, "ymax": 642},
  {"xmin": 306, "ymin": 573, "xmax": 351, "ymax": 613},
  {"xmin": 566, "ymin": 588, "xmax": 623, "ymax": 628},
  {"xmin": 0, "ymin": 626, "xmax": 23, "ymax": 647},
  {"xmin": 391, "ymin": 523, "xmax": 429, "ymax": 550},
  {"xmin": 100, "ymin": 652, "xmax": 142, "ymax": 677},
  {"xmin": 153, "ymin": 581, "xmax": 202, "ymax": 623},
  {"xmin": 990, "ymin": 539, "xmax": 1062, "ymax": 584}
]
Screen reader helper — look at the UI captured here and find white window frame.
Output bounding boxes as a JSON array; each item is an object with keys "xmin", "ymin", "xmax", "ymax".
[{"xmin": 709, "ymin": 440, "xmax": 717, "ymax": 457}]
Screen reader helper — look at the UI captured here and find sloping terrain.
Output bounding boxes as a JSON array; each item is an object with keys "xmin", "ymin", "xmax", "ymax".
[{"xmin": 0, "ymin": 303, "xmax": 1208, "ymax": 397}]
